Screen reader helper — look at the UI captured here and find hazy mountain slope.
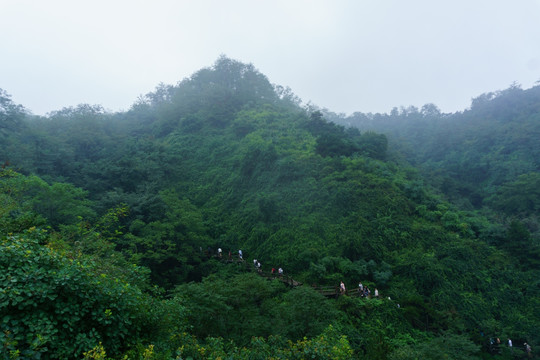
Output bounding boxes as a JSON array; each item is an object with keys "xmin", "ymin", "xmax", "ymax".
[
  {"xmin": 340, "ymin": 85, "xmax": 540, "ymax": 210},
  {"xmin": 1, "ymin": 58, "xmax": 539, "ymax": 358}
]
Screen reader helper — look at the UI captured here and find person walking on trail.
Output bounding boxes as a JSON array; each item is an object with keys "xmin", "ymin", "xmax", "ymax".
[
  {"xmin": 363, "ymin": 287, "xmax": 370, "ymax": 298},
  {"xmin": 278, "ymin": 267, "xmax": 283, "ymax": 276},
  {"xmin": 218, "ymin": 248, "xmax": 222, "ymax": 258},
  {"xmin": 238, "ymin": 249, "xmax": 243, "ymax": 260},
  {"xmin": 525, "ymin": 343, "xmax": 532, "ymax": 358},
  {"xmin": 340, "ymin": 281, "xmax": 346, "ymax": 294}
]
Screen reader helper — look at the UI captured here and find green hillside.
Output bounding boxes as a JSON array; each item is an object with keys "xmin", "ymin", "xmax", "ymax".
[
  {"xmin": 339, "ymin": 85, "xmax": 540, "ymax": 213},
  {"xmin": 1, "ymin": 57, "xmax": 538, "ymax": 359}
]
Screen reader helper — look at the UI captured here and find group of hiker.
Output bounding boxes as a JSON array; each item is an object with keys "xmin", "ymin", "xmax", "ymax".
[
  {"xmin": 338, "ymin": 281, "xmax": 380, "ymax": 298},
  {"xmin": 253, "ymin": 258, "xmax": 284, "ymax": 276},
  {"xmin": 202, "ymin": 246, "xmax": 535, "ymax": 356},
  {"xmin": 205, "ymin": 247, "xmax": 244, "ymax": 261},
  {"xmin": 356, "ymin": 282, "xmax": 379, "ymax": 298},
  {"xmin": 488, "ymin": 337, "xmax": 533, "ymax": 357},
  {"xmin": 209, "ymin": 248, "xmax": 391, "ymax": 300},
  {"xmin": 210, "ymin": 247, "xmax": 388, "ymax": 299},
  {"xmin": 205, "ymin": 246, "xmax": 288, "ymax": 277}
]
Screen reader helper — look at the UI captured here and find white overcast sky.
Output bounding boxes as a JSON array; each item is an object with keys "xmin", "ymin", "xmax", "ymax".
[{"xmin": 2, "ymin": 0, "xmax": 540, "ymax": 116}]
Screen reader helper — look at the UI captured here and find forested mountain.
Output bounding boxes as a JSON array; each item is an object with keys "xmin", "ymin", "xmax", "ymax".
[
  {"xmin": 1, "ymin": 57, "xmax": 538, "ymax": 359},
  {"xmin": 335, "ymin": 84, "xmax": 540, "ymax": 213},
  {"xmin": 328, "ymin": 83, "xmax": 540, "ymax": 273}
]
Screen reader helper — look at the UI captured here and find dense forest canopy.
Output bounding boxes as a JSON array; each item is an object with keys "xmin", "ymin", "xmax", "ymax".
[
  {"xmin": 331, "ymin": 84, "xmax": 540, "ymax": 210},
  {"xmin": 1, "ymin": 57, "xmax": 539, "ymax": 359}
]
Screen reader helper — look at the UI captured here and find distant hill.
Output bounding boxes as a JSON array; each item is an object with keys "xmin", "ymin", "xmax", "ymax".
[{"xmin": 334, "ymin": 84, "xmax": 540, "ymax": 214}]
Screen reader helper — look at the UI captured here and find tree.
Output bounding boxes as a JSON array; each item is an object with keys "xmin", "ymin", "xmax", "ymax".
[
  {"xmin": 0, "ymin": 229, "xmax": 153, "ymax": 358},
  {"xmin": 389, "ymin": 332, "xmax": 481, "ymax": 360},
  {"xmin": 358, "ymin": 131, "xmax": 388, "ymax": 160},
  {"xmin": 0, "ymin": 88, "xmax": 26, "ymax": 136},
  {"xmin": 504, "ymin": 220, "xmax": 538, "ymax": 267},
  {"xmin": 488, "ymin": 173, "xmax": 540, "ymax": 216},
  {"xmin": 0, "ymin": 169, "xmax": 46, "ymax": 233}
]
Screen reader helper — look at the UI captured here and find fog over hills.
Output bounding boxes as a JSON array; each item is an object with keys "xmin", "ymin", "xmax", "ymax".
[
  {"xmin": 2, "ymin": 1, "xmax": 540, "ymax": 117},
  {"xmin": 1, "ymin": 56, "xmax": 539, "ymax": 359}
]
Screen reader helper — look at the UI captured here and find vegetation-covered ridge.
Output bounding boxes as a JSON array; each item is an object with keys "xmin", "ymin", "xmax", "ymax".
[
  {"xmin": 332, "ymin": 83, "xmax": 540, "ymax": 214},
  {"xmin": 1, "ymin": 57, "xmax": 539, "ymax": 359}
]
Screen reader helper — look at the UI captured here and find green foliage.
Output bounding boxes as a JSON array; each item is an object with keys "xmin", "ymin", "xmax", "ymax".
[
  {"xmin": 174, "ymin": 273, "xmax": 339, "ymax": 345},
  {"xmin": 389, "ymin": 332, "xmax": 481, "ymax": 360},
  {"xmin": 0, "ymin": 169, "xmax": 46, "ymax": 233},
  {"xmin": 0, "ymin": 168, "xmax": 96, "ymax": 231},
  {"xmin": 358, "ymin": 131, "xmax": 388, "ymax": 160},
  {"xmin": 305, "ymin": 256, "xmax": 393, "ymax": 289},
  {"xmin": 125, "ymin": 190, "xmax": 212, "ymax": 287},
  {"xmin": 279, "ymin": 286, "xmax": 340, "ymax": 340},
  {"xmin": 342, "ymin": 84, "xmax": 540, "ymax": 215},
  {"xmin": 0, "ymin": 229, "xmax": 152, "ymax": 358},
  {"xmin": 334, "ymin": 295, "xmax": 411, "ymax": 357},
  {"xmin": 171, "ymin": 324, "xmax": 354, "ymax": 359},
  {"xmin": 31, "ymin": 181, "xmax": 96, "ymax": 227},
  {"xmin": 488, "ymin": 172, "xmax": 540, "ymax": 216},
  {"xmin": 307, "ymin": 111, "xmax": 387, "ymax": 159},
  {"xmin": 0, "ymin": 88, "xmax": 26, "ymax": 136},
  {"xmin": 502, "ymin": 219, "xmax": 540, "ymax": 268}
]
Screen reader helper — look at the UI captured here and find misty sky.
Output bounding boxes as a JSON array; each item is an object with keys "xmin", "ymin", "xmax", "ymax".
[{"xmin": 2, "ymin": 0, "xmax": 540, "ymax": 116}]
